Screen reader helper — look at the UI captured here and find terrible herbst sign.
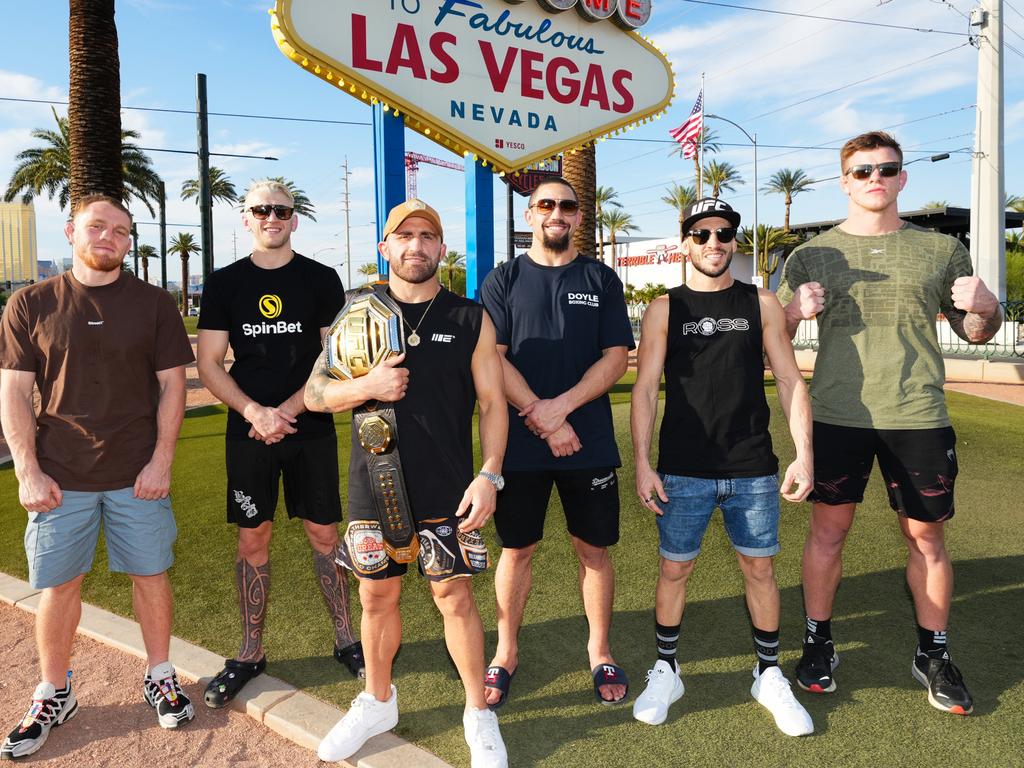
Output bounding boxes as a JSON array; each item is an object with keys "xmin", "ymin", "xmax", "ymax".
[{"xmin": 271, "ymin": 0, "xmax": 674, "ymax": 173}]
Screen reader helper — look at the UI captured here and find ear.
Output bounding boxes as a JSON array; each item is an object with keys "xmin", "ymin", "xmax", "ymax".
[
  {"xmin": 242, "ymin": 212, "xmax": 252, "ymax": 232},
  {"xmin": 377, "ymin": 240, "xmax": 389, "ymax": 262},
  {"xmin": 64, "ymin": 219, "xmax": 75, "ymax": 243},
  {"xmin": 290, "ymin": 214, "xmax": 299, "ymax": 233},
  {"xmin": 838, "ymin": 173, "xmax": 850, "ymax": 197},
  {"xmin": 897, "ymin": 169, "xmax": 908, "ymax": 192}
]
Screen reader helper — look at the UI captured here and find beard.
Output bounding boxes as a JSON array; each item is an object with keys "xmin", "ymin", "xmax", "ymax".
[
  {"xmin": 541, "ymin": 228, "xmax": 572, "ymax": 253},
  {"xmin": 78, "ymin": 247, "xmax": 125, "ymax": 273},
  {"xmin": 390, "ymin": 252, "xmax": 439, "ymax": 284},
  {"xmin": 690, "ymin": 251, "xmax": 733, "ymax": 279}
]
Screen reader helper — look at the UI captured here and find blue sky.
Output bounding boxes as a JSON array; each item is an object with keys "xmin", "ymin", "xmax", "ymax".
[{"xmin": 1, "ymin": 0, "xmax": 1022, "ymax": 288}]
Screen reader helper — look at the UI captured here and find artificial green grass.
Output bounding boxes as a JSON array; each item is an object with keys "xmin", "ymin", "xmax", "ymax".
[
  {"xmin": 1, "ymin": 391, "xmax": 1021, "ymax": 767},
  {"xmin": 182, "ymin": 316, "xmax": 198, "ymax": 335}
]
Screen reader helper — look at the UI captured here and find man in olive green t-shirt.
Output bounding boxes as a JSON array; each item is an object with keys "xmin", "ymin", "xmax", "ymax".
[{"xmin": 777, "ymin": 131, "xmax": 1002, "ymax": 717}]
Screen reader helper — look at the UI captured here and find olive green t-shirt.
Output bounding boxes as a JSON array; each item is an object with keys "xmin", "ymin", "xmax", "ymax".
[{"xmin": 777, "ymin": 223, "xmax": 971, "ymax": 429}]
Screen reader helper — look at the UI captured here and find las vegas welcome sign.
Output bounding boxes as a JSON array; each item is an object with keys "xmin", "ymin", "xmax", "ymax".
[{"xmin": 270, "ymin": 0, "xmax": 675, "ymax": 174}]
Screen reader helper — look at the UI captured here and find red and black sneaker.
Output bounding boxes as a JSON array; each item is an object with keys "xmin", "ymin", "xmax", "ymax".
[
  {"xmin": 912, "ymin": 652, "xmax": 973, "ymax": 715},
  {"xmin": 143, "ymin": 663, "xmax": 195, "ymax": 729},
  {"xmin": 1, "ymin": 680, "xmax": 78, "ymax": 761},
  {"xmin": 795, "ymin": 640, "xmax": 839, "ymax": 694}
]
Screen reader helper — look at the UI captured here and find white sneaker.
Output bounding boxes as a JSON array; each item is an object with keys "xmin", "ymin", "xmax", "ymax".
[
  {"xmin": 632, "ymin": 660, "xmax": 685, "ymax": 725},
  {"xmin": 463, "ymin": 706, "xmax": 508, "ymax": 768},
  {"xmin": 751, "ymin": 666, "xmax": 814, "ymax": 737},
  {"xmin": 317, "ymin": 685, "xmax": 399, "ymax": 763}
]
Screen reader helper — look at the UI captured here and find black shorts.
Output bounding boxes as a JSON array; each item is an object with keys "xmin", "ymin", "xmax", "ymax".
[
  {"xmin": 225, "ymin": 434, "xmax": 342, "ymax": 528},
  {"xmin": 494, "ymin": 467, "xmax": 620, "ymax": 549},
  {"xmin": 337, "ymin": 513, "xmax": 489, "ymax": 582},
  {"xmin": 810, "ymin": 422, "xmax": 958, "ymax": 522}
]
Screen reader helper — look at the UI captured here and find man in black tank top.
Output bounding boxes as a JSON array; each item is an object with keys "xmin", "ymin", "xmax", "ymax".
[
  {"xmin": 304, "ymin": 200, "xmax": 509, "ymax": 768},
  {"xmin": 630, "ymin": 198, "xmax": 815, "ymax": 736}
]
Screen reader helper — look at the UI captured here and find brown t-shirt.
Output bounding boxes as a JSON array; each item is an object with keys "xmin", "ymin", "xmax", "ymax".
[{"xmin": 0, "ymin": 271, "xmax": 195, "ymax": 491}]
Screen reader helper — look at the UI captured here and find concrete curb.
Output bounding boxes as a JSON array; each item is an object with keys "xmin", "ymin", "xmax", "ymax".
[{"xmin": 0, "ymin": 571, "xmax": 451, "ymax": 768}]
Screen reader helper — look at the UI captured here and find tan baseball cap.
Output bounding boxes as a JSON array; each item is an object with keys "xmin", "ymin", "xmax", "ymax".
[{"xmin": 381, "ymin": 198, "xmax": 444, "ymax": 241}]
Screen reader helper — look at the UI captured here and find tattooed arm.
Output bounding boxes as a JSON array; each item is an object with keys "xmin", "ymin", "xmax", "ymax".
[
  {"xmin": 303, "ymin": 349, "xmax": 409, "ymax": 413},
  {"xmin": 945, "ymin": 276, "xmax": 1003, "ymax": 344}
]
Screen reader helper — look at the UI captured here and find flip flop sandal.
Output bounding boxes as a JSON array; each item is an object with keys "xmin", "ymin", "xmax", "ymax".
[
  {"xmin": 484, "ymin": 665, "xmax": 516, "ymax": 711},
  {"xmin": 204, "ymin": 657, "xmax": 267, "ymax": 708},
  {"xmin": 333, "ymin": 641, "xmax": 366, "ymax": 679},
  {"xmin": 592, "ymin": 663, "xmax": 629, "ymax": 706}
]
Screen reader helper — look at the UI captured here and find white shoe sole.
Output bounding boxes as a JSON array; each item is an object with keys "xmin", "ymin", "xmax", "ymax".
[
  {"xmin": 911, "ymin": 661, "xmax": 974, "ymax": 715},
  {"xmin": 0, "ymin": 695, "xmax": 78, "ymax": 759},
  {"xmin": 632, "ymin": 677, "xmax": 685, "ymax": 726}
]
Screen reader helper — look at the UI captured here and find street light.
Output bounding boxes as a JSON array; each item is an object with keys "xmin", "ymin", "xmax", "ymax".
[{"xmin": 707, "ymin": 114, "xmax": 758, "ymax": 274}]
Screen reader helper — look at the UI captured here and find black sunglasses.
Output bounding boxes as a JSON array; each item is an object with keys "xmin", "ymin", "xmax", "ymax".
[
  {"xmin": 247, "ymin": 204, "xmax": 295, "ymax": 220},
  {"xmin": 688, "ymin": 227, "xmax": 736, "ymax": 245},
  {"xmin": 843, "ymin": 162, "xmax": 901, "ymax": 181},
  {"xmin": 531, "ymin": 198, "xmax": 580, "ymax": 214}
]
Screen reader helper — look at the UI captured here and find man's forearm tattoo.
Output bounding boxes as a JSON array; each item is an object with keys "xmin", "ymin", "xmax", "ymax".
[
  {"xmin": 946, "ymin": 306, "xmax": 1004, "ymax": 344},
  {"xmin": 306, "ymin": 351, "xmax": 331, "ymax": 410},
  {"xmin": 236, "ymin": 558, "xmax": 270, "ymax": 662},
  {"xmin": 313, "ymin": 547, "xmax": 356, "ymax": 648}
]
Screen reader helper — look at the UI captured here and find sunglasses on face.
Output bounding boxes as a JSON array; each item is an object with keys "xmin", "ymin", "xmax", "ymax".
[
  {"xmin": 247, "ymin": 204, "xmax": 295, "ymax": 220},
  {"xmin": 843, "ymin": 162, "xmax": 902, "ymax": 181},
  {"xmin": 688, "ymin": 227, "xmax": 736, "ymax": 245},
  {"xmin": 530, "ymin": 198, "xmax": 580, "ymax": 214}
]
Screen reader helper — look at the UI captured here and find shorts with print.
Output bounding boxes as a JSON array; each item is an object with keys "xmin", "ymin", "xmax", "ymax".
[
  {"xmin": 810, "ymin": 422, "xmax": 958, "ymax": 522},
  {"xmin": 494, "ymin": 467, "xmax": 620, "ymax": 549},
  {"xmin": 655, "ymin": 473, "xmax": 781, "ymax": 561},
  {"xmin": 25, "ymin": 488, "xmax": 177, "ymax": 589}
]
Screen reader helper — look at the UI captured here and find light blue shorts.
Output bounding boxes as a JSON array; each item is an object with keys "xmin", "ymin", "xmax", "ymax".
[
  {"xmin": 24, "ymin": 488, "xmax": 177, "ymax": 589},
  {"xmin": 656, "ymin": 474, "xmax": 780, "ymax": 562}
]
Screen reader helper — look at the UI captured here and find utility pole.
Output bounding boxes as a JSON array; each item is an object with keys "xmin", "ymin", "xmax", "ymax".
[
  {"xmin": 969, "ymin": 0, "xmax": 1005, "ymax": 299},
  {"xmin": 158, "ymin": 180, "xmax": 168, "ymax": 290},
  {"xmin": 196, "ymin": 73, "xmax": 215, "ymax": 279},
  {"xmin": 342, "ymin": 157, "xmax": 353, "ymax": 290},
  {"xmin": 232, "ymin": 230, "xmax": 238, "ymax": 262}
]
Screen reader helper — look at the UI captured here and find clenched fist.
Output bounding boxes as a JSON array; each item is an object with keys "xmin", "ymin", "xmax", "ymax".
[
  {"xmin": 950, "ymin": 276, "xmax": 998, "ymax": 315},
  {"xmin": 787, "ymin": 282, "xmax": 825, "ymax": 321}
]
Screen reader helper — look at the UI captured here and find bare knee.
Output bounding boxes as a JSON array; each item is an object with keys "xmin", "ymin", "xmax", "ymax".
[
  {"xmin": 431, "ymin": 579, "xmax": 475, "ymax": 619},
  {"xmin": 500, "ymin": 544, "xmax": 537, "ymax": 570},
  {"xmin": 303, "ymin": 521, "xmax": 339, "ymax": 554},
  {"xmin": 43, "ymin": 574, "xmax": 85, "ymax": 602},
  {"xmin": 901, "ymin": 521, "xmax": 948, "ymax": 563},
  {"xmin": 359, "ymin": 580, "xmax": 401, "ymax": 617},
  {"xmin": 237, "ymin": 523, "xmax": 273, "ymax": 563},
  {"xmin": 658, "ymin": 558, "xmax": 695, "ymax": 586},
  {"xmin": 572, "ymin": 538, "xmax": 610, "ymax": 570},
  {"xmin": 737, "ymin": 554, "xmax": 776, "ymax": 587},
  {"xmin": 808, "ymin": 509, "xmax": 853, "ymax": 557}
]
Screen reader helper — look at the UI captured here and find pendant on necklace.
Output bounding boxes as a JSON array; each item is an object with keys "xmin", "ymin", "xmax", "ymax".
[{"xmin": 407, "ymin": 332, "xmax": 421, "ymax": 347}]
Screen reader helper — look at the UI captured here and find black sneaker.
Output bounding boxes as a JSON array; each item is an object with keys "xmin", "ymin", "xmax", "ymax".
[
  {"xmin": 912, "ymin": 652, "xmax": 973, "ymax": 715},
  {"xmin": 1, "ymin": 680, "xmax": 78, "ymax": 760},
  {"xmin": 795, "ymin": 639, "xmax": 839, "ymax": 693},
  {"xmin": 143, "ymin": 665, "xmax": 195, "ymax": 729},
  {"xmin": 333, "ymin": 641, "xmax": 366, "ymax": 679}
]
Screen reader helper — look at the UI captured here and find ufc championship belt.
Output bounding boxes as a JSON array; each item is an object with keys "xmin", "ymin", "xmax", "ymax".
[{"xmin": 324, "ymin": 286, "xmax": 419, "ymax": 564}]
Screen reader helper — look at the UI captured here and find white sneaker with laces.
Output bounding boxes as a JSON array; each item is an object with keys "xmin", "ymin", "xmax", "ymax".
[
  {"xmin": 463, "ymin": 706, "xmax": 508, "ymax": 768},
  {"xmin": 632, "ymin": 660, "xmax": 685, "ymax": 725},
  {"xmin": 317, "ymin": 685, "xmax": 399, "ymax": 763},
  {"xmin": 751, "ymin": 665, "xmax": 814, "ymax": 736}
]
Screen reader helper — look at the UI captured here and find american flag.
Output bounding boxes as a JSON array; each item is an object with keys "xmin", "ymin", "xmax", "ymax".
[{"xmin": 669, "ymin": 89, "xmax": 703, "ymax": 159}]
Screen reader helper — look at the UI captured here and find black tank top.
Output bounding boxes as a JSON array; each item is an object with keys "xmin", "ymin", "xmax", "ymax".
[
  {"xmin": 657, "ymin": 282, "xmax": 777, "ymax": 478},
  {"xmin": 348, "ymin": 288, "xmax": 483, "ymax": 520}
]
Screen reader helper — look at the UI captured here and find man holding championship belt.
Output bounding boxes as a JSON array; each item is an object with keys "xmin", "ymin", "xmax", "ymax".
[{"xmin": 305, "ymin": 199, "xmax": 509, "ymax": 768}]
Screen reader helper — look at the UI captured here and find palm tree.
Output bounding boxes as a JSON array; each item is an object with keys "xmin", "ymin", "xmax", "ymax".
[
  {"xmin": 562, "ymin": 145, "xmax": 596, "ymax": 257},
  {"xmin": 595, "ymin": 185, "xmax": 621, "ymax": 265},
  {"xmin": 4, "ymin": 107, "xmax": 162, "ymax": 215},
  {"xmin": 1007, "ymin": 230, "xmax": 1023, "ymax": 252},
  {"xmin": 737, "ymin": 224, "xmax": 800, "ymax": 286},
  {"xmin": 600, "ymin": 208, "xmax": 637, "ymax": 267},
  {"xmin": 670, "ymin": 126, "xmax": 721, "ymax": 194},
  {"xmin": 138, "ymin": 244, "xmax": 157, "ymax": 284},
  {"xmin": 1006, "ymin": 194, "xmax": 1024, "ymax": 213},
  {"xmin": 661, "ymin": 182, "xmax": 699, "ymax": 243},
  {"xmin": 923, "ymin": 200, "xmax": 951, "ymax": 210},
  {"xmin": 181, "ymin": 167, "xmax": 239, "ymax": 205},
  {"xmin": 357, "ymin": 263, "xmax": 379, "ymax": 284},
  {"xmin": 168, "ymin": 233, "xmax": 201, "ymax": 314},
  {"xmin": 762, "ymin": 169, "xmax": 815, "ymax": 231},
  {"xmin": 702, "ymin": 160, "xmax": 744, "ymax": 197},
  {"xmin": 440, "ymin": 250, "xmax": 466, "ymax": 293},
  {"xmin": 260, "ymin": 177, "xmax": 317, "ymax": 221}
]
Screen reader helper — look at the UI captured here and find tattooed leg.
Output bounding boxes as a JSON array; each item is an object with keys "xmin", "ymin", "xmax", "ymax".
[
  {"xmin": 236, "ymin": 558, "xmax": 270, "ymax": 662},
  {"xmin": 313, "ymin": 546, "xmax": 357, "ymax": 648}
]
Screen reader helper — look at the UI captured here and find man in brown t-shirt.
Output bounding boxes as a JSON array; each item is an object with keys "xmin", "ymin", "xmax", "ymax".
[{"xmin": 0, "ymin": 194, "xmax": 196, "ymax": 760}]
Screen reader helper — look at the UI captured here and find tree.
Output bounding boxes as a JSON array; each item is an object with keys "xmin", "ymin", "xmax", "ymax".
[
  {"xmin": 600, "ymin": 208, "xmax": 637, "ymax": 267},
  {"xmin": 357, "ymin": 262, "xmax": 378, "ymax": 284},
  {"xmin": 661, "ymin": 182, "xmax": 698, "ymax": 243},
  {"xmin": 168, "ymin": 233, "xmax": 201, "ymax": 314},
  {"xmin": 763, "ymin": 168, "xmax": 814, "ymax": 231},
  {"xmin": 1007, "ymin": 194, "xmax": 1024, "ymax": 213},
  {"xmin": 670, "ymin": 126, "xmax": 721, "ymax": 194},
  {"xmin": 702, "ymin": 160, "xmax": 744, "ymax": 197},
  {"xmin": 595, "ymin": 185, "xmax": 621, "ymax": 265},
  {"xmin": 923, "ymin": 200, "xmax": 951, "ymax": 210},
  {"xmin": 258, "ymin": 177, "xmax": 317, "ymax": 221},
  {"xmin": 181, "ymin": 166, "xmax": 239, "ymax": 205},
  {"xmin": 562, "ymin": 145, "xmax": 596, "ymax": 257},
  {"xmin": 4, "ymin": 107, "xmax": 162, "ymax": 215},
  {"xmin": 439, "ymin": 249, "xmax": 466, "ymax": 294},
  {"xmin": 737, "ymin": 224, "xmax": 800, "ymax": 286},
  {"xmin": 138, "ymin": 244, "xmax": 157, "ymax": 284}
]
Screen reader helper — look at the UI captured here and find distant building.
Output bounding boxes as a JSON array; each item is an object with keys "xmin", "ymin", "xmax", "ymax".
[
  {"xmin": 37, "ymin": 260, "xmax": 63, "ymax": 279},
  {"xmin": 0, "ymin": 201, "xmax": 39, "ymax": 286}
]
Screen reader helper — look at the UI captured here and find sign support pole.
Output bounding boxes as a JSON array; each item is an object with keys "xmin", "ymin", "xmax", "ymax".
[
  {"xmin": 373, "ymin": 104, "xmax": 405, "ymax": 277},
  {"xmin": 466, "ymin": 158, "xmax": 494, "ymax": 300}
]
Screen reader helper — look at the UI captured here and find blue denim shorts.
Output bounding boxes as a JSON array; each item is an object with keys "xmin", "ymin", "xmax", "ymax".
[
  {"xmin": 656, "ymin": 474, "xmax": 780, "ymax": 561},
  {"xmin": 24, "ymin": 488, "xmax": 177, "ymax": 589}
]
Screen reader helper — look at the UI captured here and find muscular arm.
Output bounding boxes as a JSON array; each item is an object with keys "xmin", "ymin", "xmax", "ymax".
[
  {"xmin": 1, "ymin": 368, "xmax": 62, "ymax": 512},
  {"xmin": 303, "ymin": 348, "xmax": 408, "ymax": 414},
  {"xmin": 629, "ymin": 298, "xmax": 669, "ymax": 513},
  {"xmin": 945, "ymin": 303, "xmax": 1003, "ymax": 344},
  {"xmin": 133, "ymin": 365, "xmax": 186, "ymax": 500},
  {"xmin": 496, "ymin": 345, "xmax": 538, "ymax": 411}
]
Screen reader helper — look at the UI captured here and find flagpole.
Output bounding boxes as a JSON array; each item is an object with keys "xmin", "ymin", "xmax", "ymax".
[{"xmin": 698, "ymin": 72, "xmax": 705, "ymax": 197}]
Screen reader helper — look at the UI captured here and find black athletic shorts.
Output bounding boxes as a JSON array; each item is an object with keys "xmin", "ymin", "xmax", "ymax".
[
  {"xmin": 810, "ymin": 422, "xmax": 958, "ymax": 522},
  {"xmin": 225, "ymin": 434, "xmax": 342, "ymax": 527},
  {"xmin": 494, "ymin": 467, "xmax": 621, "ymax": 549}
]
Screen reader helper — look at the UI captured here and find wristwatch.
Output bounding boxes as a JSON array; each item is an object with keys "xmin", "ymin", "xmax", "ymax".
[{"xmin": 478, "ymin": 470, "xmax": 505, "ymax": 491}]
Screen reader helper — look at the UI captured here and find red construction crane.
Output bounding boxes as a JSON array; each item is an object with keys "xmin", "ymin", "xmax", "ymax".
[{"xmin": 405, "ymin": 152, "xmax": 463, "ymax": 198}]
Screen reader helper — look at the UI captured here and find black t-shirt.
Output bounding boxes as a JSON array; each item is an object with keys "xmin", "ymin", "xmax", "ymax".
[
  {"xmin": 347, "ymin": 288, "xmax": 483, "ymax": 519},
  {"xmin": 480, "ymin": 253, "xmax": 635, "ymax": 471},
  {"xmin": 198, "ymin": 254, "xmax": 345, "ymax": 440}
]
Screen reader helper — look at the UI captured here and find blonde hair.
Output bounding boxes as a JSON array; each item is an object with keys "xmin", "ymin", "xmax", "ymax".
[{"xmin": 243, "ymin": 179, "xmax": 294, "ymax": 209}]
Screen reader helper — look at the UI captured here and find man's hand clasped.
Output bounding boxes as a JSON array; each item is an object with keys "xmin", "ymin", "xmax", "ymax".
[{"xmin": 455, "ymin": 475, "xmax": 498, "ymax": 532}]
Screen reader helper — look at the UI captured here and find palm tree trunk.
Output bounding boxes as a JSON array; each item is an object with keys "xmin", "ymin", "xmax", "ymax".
[
  {"xmin": 69, "ymin": 0, "xmax": 123, "ymax": 209},
  {"xmin": 598, "ymin": 218, "xmax": 606, "ymax": 264},
  {"xmin": 562, "ymin": 145, "xmax": 596, "ymax": 257},
  {"xmin": 678, "ymin": 214, "xmax": 687, "ymax": 286},
  {"xmin": 142, "ymin": 256, "xmax": 149, "ymax": 283},
  {"xmin": 181, "ymin": 255, "xmax": 189, "ymax": 314}
]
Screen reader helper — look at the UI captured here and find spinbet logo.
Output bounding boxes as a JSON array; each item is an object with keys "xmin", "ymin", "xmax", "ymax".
[{"xmin": 259, "ymin": 294, "xmax": 283, "ymax": 319}]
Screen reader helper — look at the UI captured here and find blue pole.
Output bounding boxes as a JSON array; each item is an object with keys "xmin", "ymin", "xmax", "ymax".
[
  {"xmin": 372, "ymin": 103, "xmax": 406, "ymax": 277},
  {"xmin": 465, "ymin": 158, "xmax": 494, "ymax": 300}
]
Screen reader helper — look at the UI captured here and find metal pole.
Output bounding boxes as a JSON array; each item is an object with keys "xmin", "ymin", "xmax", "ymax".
[
  {"xmin": 196, "ymin": 73, "xmax": 214, "ymax": 278},
  {"xmin": 158, "ymin": 180, "xmax": 167, "ymax": 290},
  {"xmin": 507, "ymin": 183, "xmax": 514, "ymax": 263},
  {"xmin": 343, "ymin": 156, "xmax": 352, "ymax": 290},
  {"xmin": 752, "ymin": 132, "xmax": 759, "ymax": 283},
  {"xmin": 132, "ymin": 223, "xmax": 139, "ymax": 276}
]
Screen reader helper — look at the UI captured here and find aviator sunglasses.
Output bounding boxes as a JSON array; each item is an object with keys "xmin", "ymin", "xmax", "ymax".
[
  {"xmin": 687, "ymin": 227, "xmax": 736, "ymax": 245},
  {"xmin": 530, "ymin": 198, "xmax": 580, "ymax": 214},
  {"xmin": 843, "ymin": 162, "xmax": 902, "ymax": 181},
  {"xmin": 247, "ymin": 204, "xmax": 295, "ymax": 220}
]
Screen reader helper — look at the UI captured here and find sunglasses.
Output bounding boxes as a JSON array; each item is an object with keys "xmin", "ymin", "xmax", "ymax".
[
  {"xmin": 530, "ymin": 198, "xmax": 580, "ymax": 214},
  {"xmin": 688, "ymin": 227, "xmax": 736, "ymax": 245},
  {"xmin": 247, "ymin": 204, "xmax": 295, "ymax": 220},
  {"xmin": 843, "ymin": 162, "xmax": 902, "ymax": 181}
]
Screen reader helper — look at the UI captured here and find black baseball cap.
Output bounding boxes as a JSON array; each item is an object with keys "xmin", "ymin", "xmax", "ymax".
[{"xmin": 681, "ymin": 197, "xmax": 741, "ymax": 233}]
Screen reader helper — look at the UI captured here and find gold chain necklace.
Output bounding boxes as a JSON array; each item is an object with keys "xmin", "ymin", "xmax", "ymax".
[{"xmin": 401, "ymin": 288, "xmax": 440, "ymax": 347}]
